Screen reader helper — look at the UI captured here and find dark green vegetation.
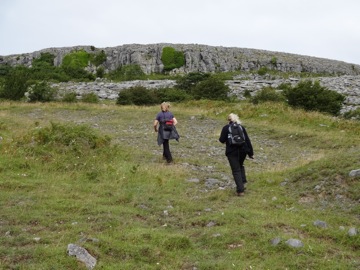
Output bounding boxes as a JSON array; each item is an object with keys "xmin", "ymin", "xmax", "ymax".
[
  {"xmin": 116, "ymin": 86, "xmax": 191, "ymax": 105},
  {"xmin": 115, "ymin": 72, "xmax": 230, "ymax": 105},
  {"xmin": 250, "ymin": 80, "xmax": 346, "ymax": 116},
  {"xmin": 0, "ymin": 100, "xmax": 359, "ymax": 269},
  {"xmin": 107, "ymin": 64, "xmax": 146, "ymax": 81},
  {"xmin": 283, "ymin": 80, "xmax": 346, "ymax": 116},
  {"xmin": 161, "ymin": 47, "xmax": 185, "ymax": 72}
]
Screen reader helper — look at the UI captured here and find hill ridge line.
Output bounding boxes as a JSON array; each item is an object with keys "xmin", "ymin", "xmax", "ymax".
[{"xmin": 1, "ymin": 43, "xmax": 359, "ymax": 76}]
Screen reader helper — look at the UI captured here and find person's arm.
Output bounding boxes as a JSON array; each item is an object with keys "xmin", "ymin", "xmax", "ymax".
[
  {"xmin": 153, "ymin": 119, "xmax": 159, "ymax": 132},
  {"xmin": 172, "ymin": 117, "xmax": 178, "ymax": 125},
  {"xmin": 243, "ymin": 127, "xmax": 254, "ymax": 158},
  {"xmin": 219, "ymin": 125, "xmax": 228, "ymax": 144}
]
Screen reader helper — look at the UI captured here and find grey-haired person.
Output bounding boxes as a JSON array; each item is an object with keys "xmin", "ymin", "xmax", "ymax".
[{"xmin": 219, "ymin": 113, "xmax": 254, "ymax": 196}]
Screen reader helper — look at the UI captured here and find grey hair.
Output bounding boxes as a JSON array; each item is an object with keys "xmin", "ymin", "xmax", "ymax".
[{"xmin": 228, "ymin": 113, "xmax": 242, "ymax": 124}]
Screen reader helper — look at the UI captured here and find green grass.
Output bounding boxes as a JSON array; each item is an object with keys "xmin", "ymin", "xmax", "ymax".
[{"xmin": 0, "ymin": 100, "xmax": 359, "ymax": 269}]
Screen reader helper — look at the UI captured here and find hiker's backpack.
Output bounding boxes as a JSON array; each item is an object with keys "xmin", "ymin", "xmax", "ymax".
[{"xmin": 228, "ymin": 123, "xmax": 245, "ymax": 146}]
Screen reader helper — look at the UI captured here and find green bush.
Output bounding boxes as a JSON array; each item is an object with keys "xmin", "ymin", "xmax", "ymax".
[
  {"xmin": 192, "ymin": 76, "xmax": 230, "ymax": 100},
  {"xmin": 277, "ymin": 82, "xmax": 292, "ymax": 91},
  {"xmin": 161, "ymin": 47, "xmax": 185, "ymax": 72},
  {"xmin": 31, "ymin": 53, "xmax": 70, "ymax": 81},
  {"xmin": 61, "ymin": 50, "xmax": 94, "ymax": 80},
  {"xmin": 24, "ymin": 122, "xmax": 111, "ymax": 155},
  {"xmin": 32, "ymin": 52, "xmax": 55, "ymax": 67},
  {"xmin": 81, "ymin": 92, "xmax": 99, "ymax": 103},
  {"xmin": 116, "ymin": 86, "xmax": 157, "ymax": 105},
  {"xmin": 251, "ymin": 87, "xmax": 286, "ymax": 104},
  {"xmin": 155, "ymin": 88, "xmax": 191, "ymax": 102},
  {"xmin": 0, "ymin": 64, "xmax": 12, "ymax": 77},
  {"xmin": 270, "ymin": 57, "xmax": 277, "ymax": 66},
  {"xmin": 243, "ymin": 89, "xmax": 252, "ymax": 99},
  {"xmin": 62, "ymin": 92, "xmax": 78, "ymax": 103},
  {"xmin": 175, "ymin": 72, "xmax": 210, "ymax": 93},
  {"xmin": 31, "ymin": 64, "xmax": 70, "ymax": 82},
  {"xmin": 0, "ymin": 66, "xmax": 29, "ymax": 100},
  {"xmin": 107, "ymin": 64, "xmax": 145, "ymax": 81},
  {"xmin": 343, "ymin": 108, "xmax": 360, "ymax": 120},
  {"xmin": 96, "ymin": 67, "xmax": 105, "ymax": 78},
  {"xmin": 284, "ymin": 80, "xmax": 345, "ymax": 116},
  {"xmin": 257, "ymin": 66, "xmax": 268, "ymax": 76},
  {"xmin": 62, "ymin": 50, "xmax": 90, "ymax": 69},
  {"xmin": 90, "ymin": 50, "xmax": 107, "ymax": 66},
  {"xmin": 27, "ymin": 81, "xmax": 56, "ymax": 102}
]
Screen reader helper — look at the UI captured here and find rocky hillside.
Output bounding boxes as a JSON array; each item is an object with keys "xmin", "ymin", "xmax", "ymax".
[{"xmin": 1, "ymin": 43, "xmax": 360, "ymax": 75}]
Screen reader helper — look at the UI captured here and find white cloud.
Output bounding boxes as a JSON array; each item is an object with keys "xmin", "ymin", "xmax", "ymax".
[{"xmin": 1, "ymin": 0, "xmax": 360, "ymax": 65}]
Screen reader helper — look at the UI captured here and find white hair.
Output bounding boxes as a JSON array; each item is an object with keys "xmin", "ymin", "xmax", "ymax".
[{"xmin": 228, "ymin": 113, "xmax": 242, "ymax": 124}]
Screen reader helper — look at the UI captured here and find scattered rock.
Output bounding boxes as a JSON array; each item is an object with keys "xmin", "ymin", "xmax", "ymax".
[
  {"xmin": 285, "ymin": 239, "xmax": 304, "ymax": 248},
  {"xmin": 349, "ymin": 169, "xmax": 360, "ymax": 177},
  {"xmin": 206, "ymin": 221, "xmax": 216, "ymax": 227},
  {"xmin": 313, "ymin": 220, "xmax": 328, "ymax": 228},
  {"xmin": 205, "ymin": 178, "xmax": 223, "ymax": 189},
  {"xmin": 270, "ymin": 237, "xmax": 281, "ymax": 246},
  {"xmin": 348, "ymin": 227, "xmax": 357, "ymax": 236},
  {"xmin": 67, "ymin": 243, "xmax": 97, "ymax": 270},
  {"xmin": 187, "ymin": 178, "xmax": 200, "ymax": 183}
]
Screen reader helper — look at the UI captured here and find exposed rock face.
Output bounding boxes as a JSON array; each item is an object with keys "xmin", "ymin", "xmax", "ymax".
[{"xmin": 1, "ymin": 43, "xmax": 360, "ymax": 75}]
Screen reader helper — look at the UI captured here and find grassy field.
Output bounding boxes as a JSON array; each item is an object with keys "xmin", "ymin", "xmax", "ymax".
[{"xmin": 0, "ymin": 100, "xmax": 359, "ymax": 269}]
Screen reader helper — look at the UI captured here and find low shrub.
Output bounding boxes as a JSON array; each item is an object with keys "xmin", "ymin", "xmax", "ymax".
[
  {"xmin": 343, "ymin": 108, "xmax": 360, "ymax": 120},
  {"xmin": 27, "ymin": 81, "xmax": 56, "ymax": 102},
  {"xmin": 283, "ymin": 80, "xmax": 345, "ymax": 116},
  {"xmin": 107, "ymin": 64, "xmax": 145, "ymax": 81},
  {"xmin": 20, "ymin": 122, "xmax": 111, "ymax": 156},
  {"xmin": 175, "ymin": 72, "xmax": 210, "ymax": 93},
  {"xmin": 61, "ymin": 50, "xmax": 94, "ymax": 80},
  {"xmin": 96, "ymin": 66, "xmax": 105, "ymax": 78},
  {"xmin": 117, "ymin": 86, "xmax": 157, "ymax": 105},
  {"xmin": 257, "ymin": 66, "xmax": 268, "ymax": 76},
  {"xmin": 251, "ymin": 87, "xmax": 286, "ymax": 104},
  {"xmin": 62, "ymin": 92, "xmax": 78, "ymax": 103},
  {"xmin": 243, "ymin": 89, "xmax": 252, "ymax": 99},
  {"xmin": 192, "ymin": 77, "xmax": 230, "ymax": 101},
  {"xmin": 90, "ymin": 50, "xmax": 107, "ymax": 66},
  {"xmin": 81, "ymin": 93, "xmax": 99, "ymax": 103},
  {"xmin": 0, "ymin": 66, "xmax": 30, "ymax": 100},
  {"xmin": 155, "ymin": 88, "xmax": 191, "ymax": 102}
]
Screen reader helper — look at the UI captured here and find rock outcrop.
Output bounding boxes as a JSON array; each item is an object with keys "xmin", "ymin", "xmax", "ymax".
[{"xmin": 1, "ymin": 43, "xmax": 360, "ymax": 75}]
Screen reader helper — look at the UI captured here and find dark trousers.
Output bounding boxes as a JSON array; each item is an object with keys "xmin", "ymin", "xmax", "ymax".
[
  {"xmin": 162, "ymin": 139, "xmax": 172, "ymax": 162},
  {"xmin": 227, "ymin": 150, "xmax": 247, "ymax": 193}
]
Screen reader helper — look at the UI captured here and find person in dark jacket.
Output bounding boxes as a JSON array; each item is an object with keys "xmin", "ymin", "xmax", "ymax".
[
  {"xmin": 219, "ymin": 113, "xmax": 254, "ymax": 196},
  {"xmin": 153, "ymin": 102, "xmax": 179, "ymax": 163}
]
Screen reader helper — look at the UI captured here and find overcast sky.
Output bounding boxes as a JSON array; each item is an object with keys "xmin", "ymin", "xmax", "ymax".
[{"xmin": 1, "ymin": 0, "xmax": 360, "ymax": 65}]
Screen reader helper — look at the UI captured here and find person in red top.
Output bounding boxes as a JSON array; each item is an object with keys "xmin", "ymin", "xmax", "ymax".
[{"xmin": 153, "ymin": 102, "xmax": 179, "ymax": 163}]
